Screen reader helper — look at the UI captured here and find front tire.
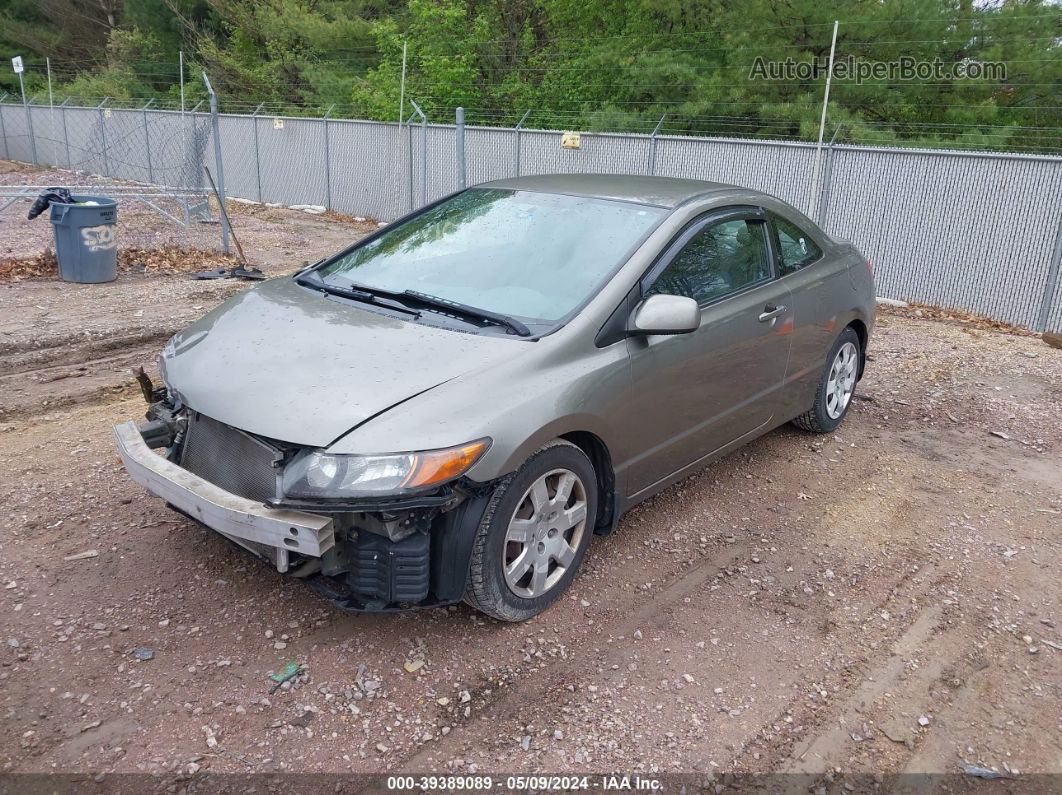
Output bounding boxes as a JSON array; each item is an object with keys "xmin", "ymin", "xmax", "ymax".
[
  {"xmin": 792, "ymin": 327, "xmax": 861, "ymax": 434},
  {"xmin": 464, "ymin": 440, "xmax": 597, "ymax": 622}
]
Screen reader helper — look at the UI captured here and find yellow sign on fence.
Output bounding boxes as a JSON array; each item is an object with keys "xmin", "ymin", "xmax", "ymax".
[{"xmin": 561, "ymin": 131, "xmax": 581, "ymax": 149}]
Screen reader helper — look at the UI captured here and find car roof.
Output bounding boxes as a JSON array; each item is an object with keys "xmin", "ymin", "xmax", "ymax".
[{"xmin": 477, "ymin": 173, "xmax": 763, "ymax": 209}]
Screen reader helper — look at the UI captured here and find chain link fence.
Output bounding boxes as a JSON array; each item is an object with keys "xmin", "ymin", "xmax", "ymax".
[
  {"xmin": 0, "ymin": 97, "xmax": 220, "ymax": 259},
  {"xmin": 3, "ymin": 96, "xmax": 1061, "ymax": 332}
]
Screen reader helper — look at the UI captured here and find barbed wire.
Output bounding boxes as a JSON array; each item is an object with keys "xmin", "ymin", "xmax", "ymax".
[
  {"xmin": 9, "ymin": 96, "xmax": 1055, "ymax": 144},
  {"xmin": 3, "ymin": 100, "xmax": 1059, "ymax": 155},
  {"xmin": 26, "ymin": 85, "xmax": 1051, "ymax": 114},
  {"xmin": 6, "ymin": 92, "xmax": 1059, "ymax": 121}
]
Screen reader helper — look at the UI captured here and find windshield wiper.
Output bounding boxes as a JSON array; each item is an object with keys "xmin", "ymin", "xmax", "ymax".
[
  {"xmin": 296, "ymin": 273, "xmax": 531, "ymax": 337},
  {"xmin": 401, "ymin": 290, "xmax": 532, "ymax": 337},
  {"xmin": 295, "ymin": 272, "xmax": 421, "ymax": 317}
]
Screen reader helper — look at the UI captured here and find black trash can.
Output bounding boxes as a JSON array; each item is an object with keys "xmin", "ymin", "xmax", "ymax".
[{"xmin": 49, "ymin": 195, "xmax": 118, "ymax": 283}]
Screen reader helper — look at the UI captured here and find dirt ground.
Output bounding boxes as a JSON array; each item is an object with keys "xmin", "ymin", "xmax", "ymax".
[{"xmin": 0, "ymin": 160, "xmax": 1059, "ymax": 791}]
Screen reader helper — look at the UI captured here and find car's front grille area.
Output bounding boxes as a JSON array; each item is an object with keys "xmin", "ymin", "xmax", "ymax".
[{"xmin": 179, "ymin": 413, "xmax": 279, "ymax": 504}]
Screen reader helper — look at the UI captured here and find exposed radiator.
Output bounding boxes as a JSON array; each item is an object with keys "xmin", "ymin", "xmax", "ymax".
[{"xmin": 179, "ymin": 413, "xmax": 279, "ymax": 504}]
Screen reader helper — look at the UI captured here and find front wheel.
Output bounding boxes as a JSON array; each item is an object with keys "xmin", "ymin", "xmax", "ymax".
[
  {"xmin": 464, "ymin": 440, "xmax": 597, "ymax": 622},
  {"xmin": 792, "ymin": 327, "xmax": 861, "ymax": 433}
]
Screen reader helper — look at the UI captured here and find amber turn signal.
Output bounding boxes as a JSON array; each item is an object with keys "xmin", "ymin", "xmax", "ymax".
[{"xmin": 401, "ymin": 439, "xmax": 491, "ymax": 489}]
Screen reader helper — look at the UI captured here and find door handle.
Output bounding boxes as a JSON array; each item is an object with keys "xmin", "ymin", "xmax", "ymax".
[{"xmin": 758, "ymin": 304, "xmax": 787, "ymax": 322}]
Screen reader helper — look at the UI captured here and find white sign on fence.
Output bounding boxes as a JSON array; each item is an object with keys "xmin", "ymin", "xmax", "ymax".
[{"xmin": 11, "ymin": 56, "xmax": 24, "ymax": 74}]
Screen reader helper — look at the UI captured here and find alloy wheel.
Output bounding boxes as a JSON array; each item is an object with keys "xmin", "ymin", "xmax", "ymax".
[
  {"xmin": 825, "ymin": 341, "xmax": 859, "ymax": 419},
  {"xmin": 502, "ymin": 468, "xmax": 588, "ymax": 598}
]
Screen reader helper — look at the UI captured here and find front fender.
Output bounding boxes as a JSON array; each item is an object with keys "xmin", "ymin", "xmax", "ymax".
[{"xmin": 325, "ymin": 338, "xmax": 633, "ymax": 488}]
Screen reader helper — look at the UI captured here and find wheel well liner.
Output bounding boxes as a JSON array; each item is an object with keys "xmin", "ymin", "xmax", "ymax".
[
  {"xmin": 559, "ymin": 431, "xmax": 616, "ymax": 534},
  {"xmin": 847, "ymin": 318, "xmax": 869, "ymax": 378}
]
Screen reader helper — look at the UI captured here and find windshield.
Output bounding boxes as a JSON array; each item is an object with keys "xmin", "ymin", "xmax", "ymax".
[{"xmin": 317, "ymin": 188, "xmax": 664, "ymax": 326}]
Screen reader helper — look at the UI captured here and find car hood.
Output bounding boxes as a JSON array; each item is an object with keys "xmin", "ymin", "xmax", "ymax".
[{"xmin": 160, "ymin": 277, "xmax": 521, "ymax": 447}]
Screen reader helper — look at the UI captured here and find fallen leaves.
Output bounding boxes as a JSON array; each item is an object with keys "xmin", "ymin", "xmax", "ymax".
[
  {"xmin": 877, "ymin": 300, "xmax": 1038, "ymax": 337},
  {"xmin": 0, "ymin": 246, "xmax": 242, "ymax": 282}
]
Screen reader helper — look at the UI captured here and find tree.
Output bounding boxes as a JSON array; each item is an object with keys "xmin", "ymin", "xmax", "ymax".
[{"xmin": 2, "ymin": 0, "xmax": 1058, "ymax": 152}]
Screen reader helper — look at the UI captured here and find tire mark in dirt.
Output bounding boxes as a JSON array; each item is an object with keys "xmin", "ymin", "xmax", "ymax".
[
  {"xmin": 0, "ymin": 354, "xmax": 159, "ymax": 422},
  {"xmin": 392, "ymin": 424, "xmax": 923, "ymax": 773},
  {"xmin": 895, "ymin": 663, "xmax": 1054, "ymax": 793},
  {"xmin": 394, "ymin": 538, "xmax": 757, "ymax": 773},
  {"xmin": 783, "ymin": 599, "xmax": 943, "ymax": 773},
  {"xmin": 0, "ymin": 329, "xmax": 172, "ymax": 373}
]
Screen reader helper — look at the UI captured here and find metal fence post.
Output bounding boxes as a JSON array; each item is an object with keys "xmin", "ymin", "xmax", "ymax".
[
  {"xmin": 513, "ymin": 110, "xmax": 530, "ymax": 177},
  {"xmin": 323, "ymin": 104, "xmax": 334, "ymax": 209},
  {"xmin": 456, "ymin": 107, "xmax": 466, "ymax": 190},
  {"xmin": 647, "ymin": 114, "xmax": 666, "ymax": 176},
  {"xmin": 0, "ymin": 95, "xmax": 9, "ymax": 160},
  {"xmin": 407, "ymin": 109, "xmax": 415, "ymax": 211},
  {"xmin": 142, "ymin": 98, "xmax": 155, "ymax": 182},
  {"xmin": 46, "ymin": 57, "xmax": 57, "ymax": 165},
  {"xmin": 251, "ymin": 102, "xmax": 264, "ymax": 202},
  {"xmin": 97, "ymin": 97, "xmax": 110, "ymax": 175},
  {"xmin": 18, "ymin": 72, "xmax": 38, "ymax": 164},
  {"xmin": 60, "ymin": 98, "xmax": 70, "ymax": 167},
  {"xmin": 408, "ymin": 100, "xmax": 427, "ymax": 208},
  {"xmin": 25, "ymin": 98, "xmax": 39, "ymax": 165},
  {"xmin": 817, "ymin": 124, "xmax": 843, "ymax": 227},
  {"xmin": 398, "ymin": 40, "xmax": 407, "ymax": 124},
  {"xmin": 809, "ymin": 19, "xmax": 840, "ymax": 221},
  {"xmin": 1035, "ymin": 216, "xmax": 1062, "ymax": 332},
  {"xmin": 185, "ymin": 101, "xmax": 204, "ymax": 190},
  {"xmin": 201, "ymin": 73, "xmax": 231, "ymax": 254}
]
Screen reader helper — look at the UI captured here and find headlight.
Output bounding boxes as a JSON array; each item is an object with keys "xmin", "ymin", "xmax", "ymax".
[{"xmin": 281, "ymin": 438, "xmax": 490, "ymax": 499}]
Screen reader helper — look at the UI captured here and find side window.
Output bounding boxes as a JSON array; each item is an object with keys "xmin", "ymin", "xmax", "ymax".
[
  {"xmin": 648, "ymin": 218, "xmax": 770, "ymax": 305},
  {"xmin": 773, "ymin": 214, "xmax": 823, "ymax": 275}
]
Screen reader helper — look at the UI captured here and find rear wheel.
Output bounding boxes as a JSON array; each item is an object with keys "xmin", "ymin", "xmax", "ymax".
[
  {"xmin": 464, "ymin": 440, "xmax": 597, "ymax": 622},
  {"xmin": 792, "ymin": 327, "xmax": 861, "ymax": 434}
]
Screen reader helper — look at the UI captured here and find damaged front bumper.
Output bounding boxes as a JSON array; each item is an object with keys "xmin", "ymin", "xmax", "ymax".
[
  {"xmin": 113, "ymin": 421, "xmax": 336, "ymax": 560},
  {"xmin": 114, "ymin": 416, "xmax": 492, "ymax": 612}
]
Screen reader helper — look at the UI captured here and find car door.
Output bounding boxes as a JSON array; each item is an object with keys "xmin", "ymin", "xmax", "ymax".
[
  {"xmin": 623, "ymin": 207, "xmax": 793, "ymax": 496},
  {"xmin": 768, "ymin": 210, "xmax": 853, "ymax": 399}
]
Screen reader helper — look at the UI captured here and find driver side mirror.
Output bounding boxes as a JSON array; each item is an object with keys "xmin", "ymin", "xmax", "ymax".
[{"xmin": 629, "ymin": 294, "xmax": 701, "ymax": 336}]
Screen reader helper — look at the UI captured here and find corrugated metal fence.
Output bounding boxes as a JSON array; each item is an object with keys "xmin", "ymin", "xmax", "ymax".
[{"xmin": 3, "ymin": 100, "xmax": 1061, "ymax": 332}]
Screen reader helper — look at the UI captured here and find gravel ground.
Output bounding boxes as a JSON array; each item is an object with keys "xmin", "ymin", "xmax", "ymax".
[{"xmin": 0, "ymin": 161, "xmax": 1059, "ymax": 790}]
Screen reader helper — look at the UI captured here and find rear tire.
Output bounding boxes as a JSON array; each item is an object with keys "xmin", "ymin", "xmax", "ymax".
[
  {"xmin": 792, "ymin": 327, "xmax": 861, "ymax": 434},
  {"xmin": 464, "ymin": 440, "xmax": 597, "ymax": 622}
]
